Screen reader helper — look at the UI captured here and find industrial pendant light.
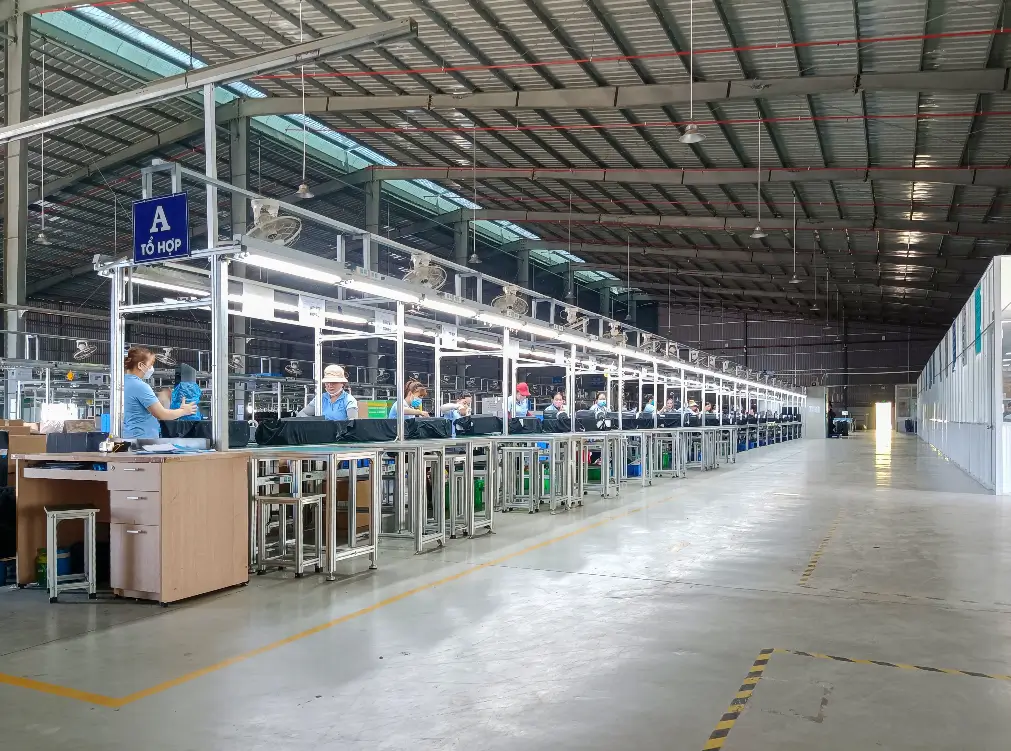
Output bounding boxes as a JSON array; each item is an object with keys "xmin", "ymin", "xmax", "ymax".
[
  {"xmin": 36, "ymin": 45, "xmax": 51, "ymax": 246},
  {"xmin": 294, "ymin": 1, "xmax": 314, "ymax": 200},
  {"xmin": 750, "ymin": 120, "xmax": 766, "ymax": 239},
  {"xmin": 789, "ymin": 193, "xmax": 801, "ymax": 283},
  {"xmin": 678, "ymin": 0, "xmax": 705, "ymax": 144},
  {"xmin": 467, "ymin": 125, "xmax": 481, "ymax": 264},
  {"xmin": 809, "ymin": 251, "xmax": 820, "ymax": 311}
]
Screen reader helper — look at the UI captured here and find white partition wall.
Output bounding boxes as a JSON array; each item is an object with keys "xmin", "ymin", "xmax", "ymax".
[{"xmin": 917, "ymin": 257, "xmax": 1004, "ymax": 492}]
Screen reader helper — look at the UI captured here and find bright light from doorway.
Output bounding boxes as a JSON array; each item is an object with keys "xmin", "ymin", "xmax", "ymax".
[{"xmin": 875, "ymin": 402, "xmax": 893, "ymax": 432}]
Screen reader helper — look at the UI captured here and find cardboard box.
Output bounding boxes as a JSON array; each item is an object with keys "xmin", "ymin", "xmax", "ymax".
[
  {"xmin": 0, "ymin": 420, "xmax": 23, "ymax": 427},
  {"xmin": 64, "ymin": 419, "xmax": 98, "ymax": 433},
  {"xmin": 335, "ymin": 478, "xmax": 372, "ymax": 535},
  {"xmin": 8, "ymin": 434, "xmax": 46, "ymax": 458}
]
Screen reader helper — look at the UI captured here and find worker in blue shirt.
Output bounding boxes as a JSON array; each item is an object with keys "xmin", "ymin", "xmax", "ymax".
[
  {"xmin": 506, "ymin": 382, "xmax": 532, "ymax": 417},
  {"xmin": 439, "ymin": 391, "xmax": 473, "ymax": 436},
  {"xmin": 298, "ymin": 365, "xmax": 359, "ymax": 420},
  {"xmin": 122, "ymin": 346, "xmax": 197, "ymax": 439},
  {"xmin": 389, "ymin": 380, "xmax": 429, "ymax": 420}
]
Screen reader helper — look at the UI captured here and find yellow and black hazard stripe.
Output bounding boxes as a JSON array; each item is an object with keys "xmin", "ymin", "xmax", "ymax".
[
  {"xmin": 777, "ymin": 648, "xmax": 1011, "ymax": 682},
  {"xmin": 702, "ymin": 648, "xmax": 774, "ymax": 750},
  {"xmin": 798, "ymin": 512, "xmax": 842, "ymax": 586}
]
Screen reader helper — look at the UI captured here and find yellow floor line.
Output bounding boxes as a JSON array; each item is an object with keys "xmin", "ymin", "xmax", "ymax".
[{"xmin": 0, "ymin": 491, "xmax": 678, "ymax": 708}]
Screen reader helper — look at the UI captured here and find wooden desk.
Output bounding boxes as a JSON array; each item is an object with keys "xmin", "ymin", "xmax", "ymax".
[{"xmin": 14, "ymin": 452, "xmax": 248, "ymax": 604}]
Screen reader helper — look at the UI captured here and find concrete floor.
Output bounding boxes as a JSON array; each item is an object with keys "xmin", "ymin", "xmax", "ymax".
[{"xmin": 3, "ymin": 432, "xmax": 1011, "ymax": 750}]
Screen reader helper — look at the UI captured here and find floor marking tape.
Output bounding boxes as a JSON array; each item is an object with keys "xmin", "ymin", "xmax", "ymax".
[
  {"xmin": 701, "ymin": 649, "xmax": 774, "ymax": 750},
  {"xmin": 702, "ymin": 645, "xmax": 1011, "ymax": 749},
  {"xmin": 0, "ymin": 488, "xmax": 684, "ymax": 708},
  {"xmin": 797, "ymin": 510, "xmax": 843, "ymax": 586}
]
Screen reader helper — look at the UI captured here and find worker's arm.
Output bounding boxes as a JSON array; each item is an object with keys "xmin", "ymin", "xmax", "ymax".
[
  {"xmin": 296, "ymin": 398, "xmax": 316, "ymax": 418},
  {"xmin": 345, "ymin": 398, "xmax": 359, "ymax": 420},
  {"xmin": 148, "ymin": 397, "xmax": 197, "ymax": 421},
  {"xmin": 438, "ymin": 403, "xmax": 459, "ymax": 415}
]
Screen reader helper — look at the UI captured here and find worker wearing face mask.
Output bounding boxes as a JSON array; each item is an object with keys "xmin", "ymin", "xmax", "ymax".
[
  {"xmin": 507, "ymin": 382, "xmax": 532, "ymax": 418},
  {"xmin": 389, "ymin": 381, "xmax": 429, "ymax": 420},
  {"xmin": 297, "ymin": 365, "xmax": 359, "ymax": 420},
  {"xmin": 643, "ymin": 397, "xmax": 656, "ymax": 414},
  {"xmin": 122, "ymin": 346, "xmax": 197, "ymax": 439},
  {"xmin": 542, "ymin": 391, "xmax": 567, "ymax": 417},
  {"xmin": 590, "ymin": 391, "xmax": 609, "ymax": 417}
]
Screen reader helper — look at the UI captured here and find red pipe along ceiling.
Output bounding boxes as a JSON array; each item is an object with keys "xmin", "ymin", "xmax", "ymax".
[{"xmin": 256, "ymin": 27, "xmax": 1011, "ymax": 79}]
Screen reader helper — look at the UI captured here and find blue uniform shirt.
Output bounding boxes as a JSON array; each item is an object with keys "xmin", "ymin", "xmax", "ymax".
[
  {"xmin": 507, "ymin": 396, "xmax": 530, "ymax": 417},
  {"xmin": 300, "ymin": 391, "xmax": 357, "ymax": 420},
  {"xmin": 123, "ymin": 374, "xmax": 161, "ymax": 439},
  {"xmin": 388, "ymin": 400, "xmax": 416, "ymax": 420}
]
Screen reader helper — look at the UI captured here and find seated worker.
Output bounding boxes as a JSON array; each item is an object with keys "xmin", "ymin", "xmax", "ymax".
[
  {"xmin": 297, "ymin": 364, "xmax": 358, "ymax": 420},
  {"xmin": 590, "ymin": 391, "xmax": 609, "ymax": 417},
  {"xmin": 642, "ymin": 397, "xmax": 656, "ymax": 414},
  {"xmin": 171, "ymin": 363, "xmax": 203, "ymax": 420},
  {"xmin": 703, "ymin": 401, "xmax": 713, "ymax": 413},
  {"xmin": 658, "ymin": 396, "xmax": 677, "ymax": 414},
  {"xmin": 439, "ymin": 391, "xmax": 472, "ymax": 436},
  {"xmin": 122, "ymin": 346, "xmax": 197, "ymax": 439},
  {"xmin": 688, "ymin": 399, "xmax": 700, "ymax": 414},
  {"xmin": 507, "ymin": 382, "xmax": 532, "ymax": 417},
  {"xmin": 542, "ymin": 391, "xmax": 567, "ymax": 417},
  {"xmin": 389, "ymin": 380, "xmax": 429, "ymax": 420}
]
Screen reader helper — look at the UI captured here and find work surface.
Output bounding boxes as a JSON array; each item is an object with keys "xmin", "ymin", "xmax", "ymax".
[{"xmin": 3, "ymin": 433, "xmax": 1010, "ymax": 750}]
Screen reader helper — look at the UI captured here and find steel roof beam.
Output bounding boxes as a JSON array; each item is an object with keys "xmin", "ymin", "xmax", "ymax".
[
  {"xmin": 507, "ymin": 239, "xmax": 986, "ymax": 273},
  {"xmin": 0, "ymin": 19, "xmax": 418, "ymax": 144},
  {"xmin": 418, "ymin": 208, "xmax": 1011, "ymax": 239}
]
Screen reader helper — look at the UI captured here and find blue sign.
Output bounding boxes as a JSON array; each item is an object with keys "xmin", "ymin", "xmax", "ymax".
[{"xmin": 133, "ymin": 193, "xmax": 190, "ymax": 264}]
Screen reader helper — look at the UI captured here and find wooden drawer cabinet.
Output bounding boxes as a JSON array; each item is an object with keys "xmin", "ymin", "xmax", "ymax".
[
  {"xmin": 110, "ymin": 523, "xmax": 161, "ymax": 595},
  {"xmin": 107, "ymin": 462, "xmax": 161, "ymax": 491},
  {"xmin": 109, "ymin": 490, "xmax": 161, "ymax": 526}
]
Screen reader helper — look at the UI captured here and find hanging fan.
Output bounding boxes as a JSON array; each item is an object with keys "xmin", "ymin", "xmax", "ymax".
[
  {"xmin": 606, "ymin": 321, "xmax": 625, "ymax": 346},
  {"xmin": 641, "ymin": 333, "xmax": 662, "ymax": 354},
  {"xmin": 560, "ymin": 305, "xmax": 586, "ymax": 330},
  {"xmin": 284, "ymin": 360, "xmax": 302, "ymax": 377},
  {"xmin": 155, "ymin": 347, "xmax": 177, "ymax": 366},
  {"xmin": 488, "ymin": 379, "xmax": 500, "ymax": 391},
  {"xmin": 247, "ymin": 198, "xmax": 302, "ymax": 246},
  {"xmin": 689, "ymin": 349, "xmax": 700, "ymax": 364},
  {"xmin": 707, "ymin": 355, "xmax": 716, "ymax": 369},
  {"xmin": 721, "ymin": 360, "xmax": 731, "ymax": 373},
  {"xmin": 72, "ymin": 339, "xmax": 97, "ymax": 362},
  {"xmin": 409, "ymin": 371, "xmax": 420, "ymax": 381},
  {"xmin": 402, "ymin": 254, "xmax": 447, "ymax": 290},
  {"xmin": 376, "ymin": 369, "xmax": 392, "ymax": 383},
  {"xmin": 491, "ymin": 285, "xmax": 528, "ymax": 316},
  {"xmin": 229, "ymin": 354, "xmax": 244, "ymax": 373},
  {"xmin": 735, "ymin": 365, "xmax": 743, "ymax": 375}
]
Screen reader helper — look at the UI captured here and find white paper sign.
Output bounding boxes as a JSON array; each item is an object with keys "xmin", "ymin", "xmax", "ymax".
[
  {"xmin": 439, "ymin": 323, "xmax": 458, "ymax": 349},
  {"xmin": 373, "ymin": 309, "xmax": 396, "ymax": 334},
  {"xmin": 506, "ymin": 340, "xmax": 520, "ymax": 360},
  {"xmin": 554, "ymin": 348, "xmax": 566, "ymax": 365},
  {"xmin": 298, "ymin": 295, "xmax": 325, "ymax": 328}
]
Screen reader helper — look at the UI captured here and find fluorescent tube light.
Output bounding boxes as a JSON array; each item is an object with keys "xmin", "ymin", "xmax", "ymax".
[
  {"xmin": 477, "ymin": 312, "xmax": 524, "ymax": 330},
  {"xmin": 459, "ymin": 337, "xmax": 500, "ymax": 349},
  {"xmin": 326, "ymin": 312, "xmax": 370, "ymax": 324},
  {"xmin": 244, "ymin": 253, "xmax": 342, "ymax": 285},
  {"xmin": 227, "ymin": 293, "xmax": 298, "ymax": 313},
  {"xmin": 556, "ymin": 331, "xmax": 585, "ymax": 346},
  {"xmin": 132, "ymin": 276, "xmax": 207, "ymax": 296},
  {"xmin": 419, "ymin": 297, "xmax": 477, "ymax": 317},
  {"xmin": 343, "ymin": 279, "xmax": 419, "ymax": 303},
  {"xmin": 524, "ymin": 323, "xmax": 557, "ymax": 338}
]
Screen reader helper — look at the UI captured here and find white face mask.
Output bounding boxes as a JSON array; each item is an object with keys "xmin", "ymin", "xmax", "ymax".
[{"xmin": 139, "ymin": 363, "xmax": 154, "ymax": 380}]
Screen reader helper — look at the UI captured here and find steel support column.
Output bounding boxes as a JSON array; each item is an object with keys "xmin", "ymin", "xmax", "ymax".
[
  {"xmin": 364, "ymin": 178, "xmax": 381, "ymax": 382},
  {"xmin": 516, "ymin": 248, "xmax": 530, "ymax": 287},
  {"xmin": 4, "ymin": 12, "xmax": 29, "ymax": 359},
  {"xmin": 229, "ymin": 116, "xmax": 248, "ymax": 418}
]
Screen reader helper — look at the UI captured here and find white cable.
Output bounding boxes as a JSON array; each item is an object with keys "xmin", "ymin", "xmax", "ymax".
[
  {"xmin": 689, "ymin": 0, "xmax": 694, "ymax": 122},
  {"xmin": 300, "ymin": 0, "xmax": 307, "ymax": 184},
  {"xmin": 40, "ymin": 44, "xmax": 46, "ymax": 234}
]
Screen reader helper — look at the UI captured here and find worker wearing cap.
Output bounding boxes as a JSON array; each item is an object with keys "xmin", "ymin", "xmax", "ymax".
[
  {"xmin": 297, "ymin": 365, "xmax": 359, "ymax": 420},
  {"xmin": 507, "ymin": 382, "xmax": 532, "ymax": 417}
]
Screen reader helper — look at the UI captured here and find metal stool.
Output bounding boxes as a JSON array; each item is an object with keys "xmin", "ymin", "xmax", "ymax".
[
  {"xmin": 254, "ymin": 458, "xmax": 325, "ymax": 577},
  {"xmin": 44, "ymin": 504, "xmax": 98, "ymax": 603}
]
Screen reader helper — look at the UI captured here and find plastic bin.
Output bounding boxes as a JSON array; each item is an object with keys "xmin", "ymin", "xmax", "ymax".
[
  {"xmin": 627, "ymin": 462, "xmax": 642, "ymax": 478},
  {"xmin": 587, "ymin": 466, "xmax": 601, "ymax": 483},
  {"xmin": 661, "ymin": 453, "xmax": 672, "ymax": 469}
]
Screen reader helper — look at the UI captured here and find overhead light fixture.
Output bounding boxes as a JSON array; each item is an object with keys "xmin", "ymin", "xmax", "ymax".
[
  {"xmin": 244, "ymin": 253, "xmax": 342, "ymax": 285},
  {"xmin": 789, "ymin": 275, "xmax": 801, "ymax": 284},
  {"xmin": 131, "ymin": 276, "xmax": 208, "ymax": 296},
  {"xmin": 325, "ymin": 312, "xmax": 370, "ymax": 325},
  {"xmin": 752, "ymin": 118, "xmax": 766, "ymax": 241},
  {"xmin": 458, "ymin": 337, "xmax": 499, "ymax": 349},
  {"xmin": 525, "ymin": 323, "xmax": 557, "ymax": 338},
  {"xmin": 295, "ymin": 182, "xmax": 314, "ymax": 200},
  {"xmin": 556, "ymin": 331, "xmax": 585, "ymax": 346},
  {"xmin": 342, "ymin": 279, "xmax": 419, "ymax": 303},
  {"xmin": 419, "ymin": 297, "xmax": 477, "ymax": 318},
  {"xmin": 35, "ymin": 231, "xmax": 52, "ymax": 246},
  {"xmin": 751, "ymin": 225, "xmax": 767, "ymax": 239},
  {"xmin": 679, "ymin": 122, "xmax": 705, "ymax": 145},
  {"xmin": 477, "ymin": 312, "xmax": 524, "ymax": 330},
  {"xmin": 227, "ymin": 293, "xmax": 299, "ymax": 313},
  {"xmin": 468, "ymin": 251, "xmax": 482, "ymax": 265}
]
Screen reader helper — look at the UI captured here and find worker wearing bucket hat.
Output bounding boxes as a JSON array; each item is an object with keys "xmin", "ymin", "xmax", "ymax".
[{"xmin": 297, "ymin": 365, "xmax": 359, "ymax": 420}]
